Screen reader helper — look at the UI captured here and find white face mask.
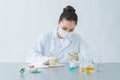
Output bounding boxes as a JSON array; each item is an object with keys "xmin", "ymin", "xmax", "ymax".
[{"xmin": 58, "ymin": 27, "xmax": 74, "ymax": 39}]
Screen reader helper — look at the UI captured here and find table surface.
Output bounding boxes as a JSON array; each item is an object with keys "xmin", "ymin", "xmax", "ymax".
[{"xmin": 0, "ymin": 63, "xmax": 119, "ymax": 80}]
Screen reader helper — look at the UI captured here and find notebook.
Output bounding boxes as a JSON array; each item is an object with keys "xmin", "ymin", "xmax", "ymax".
[{"xmin": 29, "ymin": 63, "xmax": 64, "ymax": 69}]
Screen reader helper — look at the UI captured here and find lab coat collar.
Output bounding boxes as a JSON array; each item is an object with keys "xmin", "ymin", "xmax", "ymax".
[{"xmin": 52, "ymin": 27, "xmax": 59, "ymax": 40}]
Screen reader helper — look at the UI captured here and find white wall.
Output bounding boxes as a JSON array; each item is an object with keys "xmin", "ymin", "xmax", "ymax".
[{"xmin": 0, "ymin": 0, "xmax": 120, "ymax": 62}]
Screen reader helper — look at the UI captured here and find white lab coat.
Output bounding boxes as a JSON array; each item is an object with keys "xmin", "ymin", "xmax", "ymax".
[{"xmin": 27, "ymin": 28, "xmax": 95, "ymax": 65}]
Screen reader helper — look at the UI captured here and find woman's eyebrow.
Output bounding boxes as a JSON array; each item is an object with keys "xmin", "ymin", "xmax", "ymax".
[
  {"xmin": 63, "ymin": 25, "xmax": 67, "ymax": 28},
  {"xmin": 70, "ymin": 28, "xmax": 75, "ymax": 30}
]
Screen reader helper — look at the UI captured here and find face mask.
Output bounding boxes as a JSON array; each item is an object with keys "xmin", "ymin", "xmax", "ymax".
[{"xmin": 58, "ymin": 27, "xmax": 74, "ymax": 39}]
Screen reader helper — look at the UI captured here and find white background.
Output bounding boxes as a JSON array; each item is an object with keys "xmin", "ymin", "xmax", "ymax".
[{"xmin": 0, "ymin": 0, "xmax": 120, "ymax": 62}]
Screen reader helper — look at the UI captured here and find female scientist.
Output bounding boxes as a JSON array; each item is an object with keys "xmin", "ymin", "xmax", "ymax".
[{"xmin": 27, "ymin": 5, "xmax": 95, "ymax": 65}]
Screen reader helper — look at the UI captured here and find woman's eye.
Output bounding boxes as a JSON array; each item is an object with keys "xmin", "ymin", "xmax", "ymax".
[
  {"xmin": 69, "ymin": 29, "xmax": 74, "ymax": 32},
  {"xmin": 63, "ymin": 27, "xmax": 67, "ymax": 30}
]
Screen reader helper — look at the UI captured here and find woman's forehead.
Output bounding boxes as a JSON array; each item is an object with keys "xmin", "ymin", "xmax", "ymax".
[{"xmin": 61, "ymin": 19, "xmax": 76, "ymax": 28}]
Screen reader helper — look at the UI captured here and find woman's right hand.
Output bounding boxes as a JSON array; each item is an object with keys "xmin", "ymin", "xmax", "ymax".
[
  {"xmin": 43, "ymin": 57, "xmax": 58, "ymax": 65},
  {"xmin": 43, "ymin": 60, "xmax": 49, "ymax": 65}
]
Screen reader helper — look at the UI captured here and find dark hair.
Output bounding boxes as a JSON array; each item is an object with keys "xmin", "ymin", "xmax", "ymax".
[{"xmin": 59, "ymin": 5, "xmax": 78, "ymax": 25}]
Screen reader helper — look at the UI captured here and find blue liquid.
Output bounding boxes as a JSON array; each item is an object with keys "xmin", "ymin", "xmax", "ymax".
[{"xmin": 69, "ymin": 67, "xmax": 77, "ymax": 72}]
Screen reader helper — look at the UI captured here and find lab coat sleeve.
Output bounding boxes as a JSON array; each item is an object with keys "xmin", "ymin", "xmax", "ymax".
[
  {"xmin": 79, "ymin": 37, "xmax": 96, "ymax": 63},
  {"xmin": 26, "ymin": 34, "xmax": 51, "ymax": 65}
]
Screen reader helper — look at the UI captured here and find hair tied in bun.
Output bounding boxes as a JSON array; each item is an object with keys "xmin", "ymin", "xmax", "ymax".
[
  {"xmin": 59, "ymin": 5, "xmax": 78, "ymax": 24},
  {"xmin": 63, "ymin": 5, "xmax": 76, "ymax": 13}
]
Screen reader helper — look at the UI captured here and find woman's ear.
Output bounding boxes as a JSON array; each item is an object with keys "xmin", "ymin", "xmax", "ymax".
[
  {"xmin": 58, "ymin": 21, "xmax": 61, "ymax": 24},
  {"xmin": 58, "ymin": 21, "xmax": 62, "ymax": 27}
]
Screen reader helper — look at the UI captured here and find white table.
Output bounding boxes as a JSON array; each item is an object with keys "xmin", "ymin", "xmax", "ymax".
[{"xmin": 0, "ymin": 63, "xmax": 119, "ymax": 80}]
